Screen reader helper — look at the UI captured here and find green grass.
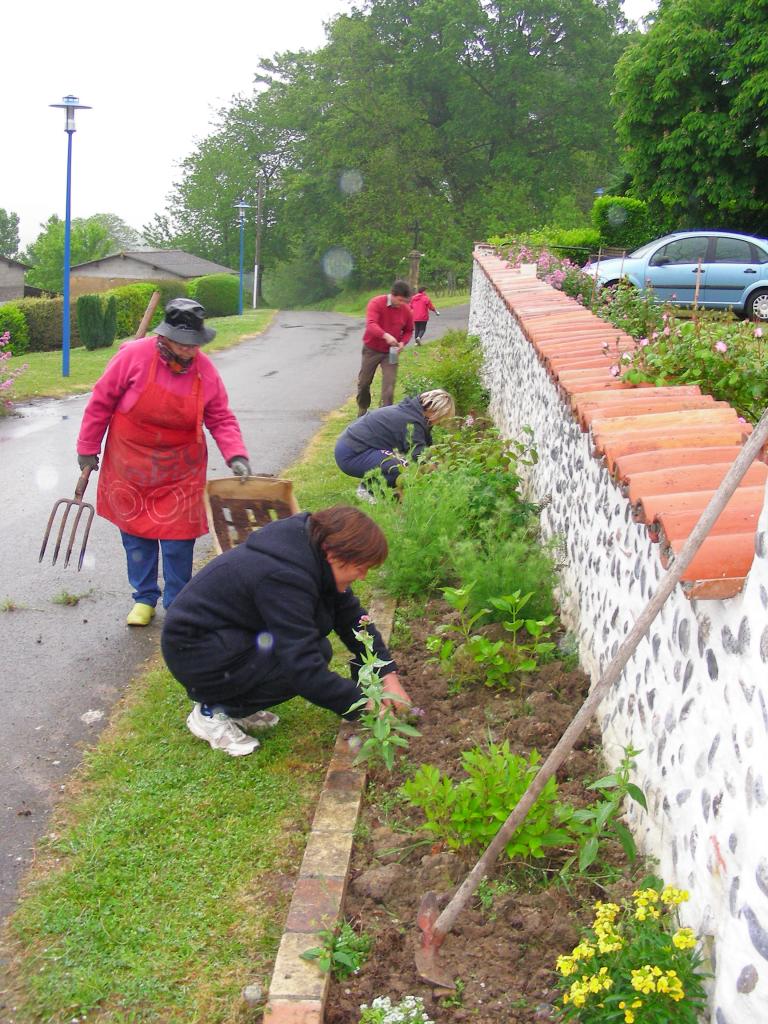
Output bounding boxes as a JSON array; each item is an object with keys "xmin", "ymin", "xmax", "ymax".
[
  {"xmin": 307, "ymin": 288, "xmax": 469, "ymax": 317},
  {"xmin": 10, "ymin": 308, "xmax": 277, "ymax": 402}
]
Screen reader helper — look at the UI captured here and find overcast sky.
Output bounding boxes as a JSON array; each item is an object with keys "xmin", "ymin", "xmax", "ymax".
[{"xmin": 4, "ymin": 0, "xmax": 656, "ymax": 250}]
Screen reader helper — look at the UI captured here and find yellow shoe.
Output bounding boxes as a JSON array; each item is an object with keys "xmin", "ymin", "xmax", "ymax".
[{"xmin": 126, "ymin": 603, "xmax": 156, "ymax": 627}]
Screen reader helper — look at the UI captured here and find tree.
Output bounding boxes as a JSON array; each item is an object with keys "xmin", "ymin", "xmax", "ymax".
[
  {"xmin": 614, "ymin": 0, "xmax": 768, "ymax": 234},
  {"xmin": 0, "ymin": 209, "xmax": 20, "ymax": 259},
  {"xmin": 23, "ymin": 213, "xmax": 139, "ymax": 292}
]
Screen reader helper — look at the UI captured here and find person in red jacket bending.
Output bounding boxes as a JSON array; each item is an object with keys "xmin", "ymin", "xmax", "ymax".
[
  {"xmin": 410, "ymin": 287, "xmax": 440, "ymax": 345},
  {"xmin": 356, "ymin": 280, "xmax": 413, "ymax": 416}
]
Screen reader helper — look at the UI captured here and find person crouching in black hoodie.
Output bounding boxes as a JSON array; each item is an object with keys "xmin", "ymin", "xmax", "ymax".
[{"xmin": 161, "ymin": 505, "xmax": 411, "ymax": 756}]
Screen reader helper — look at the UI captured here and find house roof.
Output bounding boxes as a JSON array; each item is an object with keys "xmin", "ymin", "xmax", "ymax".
[
  {"xmin": 70, "ymin": 249, "xmax": 235, "ymax": 277},
  {"xmin": 473, "ymin": 246, "xmax": 766, "ymax": 600},
  {"xmin": 1, "ymin": 254, "xmax": 31, "ymax": 270}
]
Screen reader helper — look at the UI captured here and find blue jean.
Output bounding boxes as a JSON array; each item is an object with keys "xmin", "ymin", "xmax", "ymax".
[
  {"xmin": 120, "ymin": 532, "xmax": 195, "ymax": 609},
  {"xmin": 334, "ymin": 438, "xmax": 407, "ymax": 487}
]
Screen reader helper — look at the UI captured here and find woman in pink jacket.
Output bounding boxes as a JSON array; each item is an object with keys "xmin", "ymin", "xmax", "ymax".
[
  {"xmin": 409, "ymin": 287, "xmax": 440, "ymax": 345},
  {"xmin": 76, "ymin": 298, "xmax": 251, "ymax": 626}
]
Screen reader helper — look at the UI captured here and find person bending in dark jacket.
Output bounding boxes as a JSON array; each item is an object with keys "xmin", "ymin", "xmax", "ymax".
[
  {"xmin": 161, "ymin": 506, "xmax": 411, "ymax": 756},
  {"xmin": 334, "ymin": 389, "xmax": 455, "ymax": 502}
]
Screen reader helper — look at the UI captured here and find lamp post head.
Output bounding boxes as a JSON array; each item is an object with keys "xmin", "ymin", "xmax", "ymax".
[
  {"xmin": 233, "ymin": 198, "xmax": 250, "ymax": 224},
  {"xmin": 594, "ymin": 187, "xmax": 606, "ymax": 198},
  {"xmin": 50, "ymin": 94, "xmax": 92, "ymax": 132}
]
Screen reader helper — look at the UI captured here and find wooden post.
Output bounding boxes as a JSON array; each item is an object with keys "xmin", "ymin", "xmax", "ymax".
[
  {"xmin": 408, "ymin": 250, "xmax": 423, "ymax": 291},
  {"xmin": 134, "ymin": 290, "xmax": 161, "ymax": 339}
]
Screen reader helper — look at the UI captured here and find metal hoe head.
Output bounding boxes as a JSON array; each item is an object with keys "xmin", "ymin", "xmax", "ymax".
[{"xmin": 38, "ymin": 467, "xmax": 95, "ymax": 571}]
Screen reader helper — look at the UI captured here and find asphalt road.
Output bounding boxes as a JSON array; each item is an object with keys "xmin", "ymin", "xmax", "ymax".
[{"xmin": 0, "ymin": 304, "xmax": 468, "ymax": 923}]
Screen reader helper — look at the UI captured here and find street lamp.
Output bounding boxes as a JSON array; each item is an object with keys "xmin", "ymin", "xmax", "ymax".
[
  {"xmin": 50, "ymin": 94, "xmax": 91, "ymax": 377},
  {"xmin": 233, "ymin": 198, "xmax": 250, "ymax": 316}
]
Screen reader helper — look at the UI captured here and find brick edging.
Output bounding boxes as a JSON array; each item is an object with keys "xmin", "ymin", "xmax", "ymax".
[{"xmin": 262, "ymin": 595, "xmax": 397, "ymax": 1024}]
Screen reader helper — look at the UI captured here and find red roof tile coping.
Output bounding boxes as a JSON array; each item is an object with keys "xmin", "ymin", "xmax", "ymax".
[
  {"xmin": 613, "ymin": 446, "xmax": 744, "ymax": 484},
  {"xmin": 474, "ymin": 246, "xmax": 767, "ymax": 598}
]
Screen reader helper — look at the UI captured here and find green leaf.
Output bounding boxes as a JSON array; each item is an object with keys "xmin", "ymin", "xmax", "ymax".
[
  {"xmin": 578, "ymin": 836, "xmax": 599, "ymax": 871},
  {"xmin": 625, "ymin": 783, "xmax": 648, "ymax": 809}
]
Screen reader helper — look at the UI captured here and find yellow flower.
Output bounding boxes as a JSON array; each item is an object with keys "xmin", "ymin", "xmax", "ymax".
[
  {"xmin": 572, "ymin": 942, "xmax": 596, "ymax": 961},
  {"xmin": 661, "ymin": 886, "xmax": 689, "ymax": 906},
  {"xmin": 672, "ymin": 927, "xmax": 697, "ymax": 950},
  {"xmin": 619, "ymin": 999, "xmax": 643, "ymax": 1023},
  {"xmin": 557, "ymin": 955, "xmax": 577, "ymax": 976}
]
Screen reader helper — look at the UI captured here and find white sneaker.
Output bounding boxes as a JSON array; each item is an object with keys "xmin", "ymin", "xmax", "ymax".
[
  {"xmin": 355, "ymin": 483, "xmax": 377, "ymax": 505},
  {"xmin": 231, "ymin": 709, "xmax": 280, "ymax": 732},
  {"xmin": 186, "ymin": 704, "xmax": 260, "ymax": 757}
]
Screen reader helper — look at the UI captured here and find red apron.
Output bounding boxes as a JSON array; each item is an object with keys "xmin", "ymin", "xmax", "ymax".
[{"xmin": 97, "ymin": 351, "xmax": 208, "ymax": 539}]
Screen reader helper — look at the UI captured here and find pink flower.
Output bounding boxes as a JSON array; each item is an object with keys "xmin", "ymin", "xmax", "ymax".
[
  {"xmin": 714, "ymin": 341, "xmax": 728, "ymax": 353},
  {"xmin": 663, "ymin": 326, "xmax": 671, "ymax": 336},
  {"xmin": 755, "ymin": 327, "xmax": 764, "ymax": 338},
  {"xmin": 601, "ymin": 340, "xmax": 610, "ymax": 350},
  {"xmin": 638, "ymin": 337, "xmax": 650, "ymax": 347},
  {"xmin": 610, "ymin": 365, "xmax": 621, "ymax": 377},
  {"xmin": 621, "ymin": 353, "xmax": 632, "ymax": 363},
  {"xmin": 738, "ymin": 416, "xmax": 747, "ymax": 424},
  {"xmin": 652, "ymin": 331, "xmax": 659, "ymax": 340}
]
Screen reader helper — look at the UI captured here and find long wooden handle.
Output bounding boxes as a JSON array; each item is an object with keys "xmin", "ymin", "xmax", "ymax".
[{"xmin": 429, "ymin": 405, "xmax": 768, "ymax": 946}]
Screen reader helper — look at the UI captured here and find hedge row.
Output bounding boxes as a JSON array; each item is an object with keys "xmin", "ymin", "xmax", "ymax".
[{"xmin": 0, "ymin": 273, "xmax": 237, "ymax": 355}]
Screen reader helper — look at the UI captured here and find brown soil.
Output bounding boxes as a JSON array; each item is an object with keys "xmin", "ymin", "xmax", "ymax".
[{"xmin": 326, "ymin": 598, "xmax": 631, "ymax": 1024}]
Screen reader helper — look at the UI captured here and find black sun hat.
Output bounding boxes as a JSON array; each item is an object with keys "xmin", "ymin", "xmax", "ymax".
[{"xmin": 155, "ymin": 298, "xmax": 216, "ymax": 346}]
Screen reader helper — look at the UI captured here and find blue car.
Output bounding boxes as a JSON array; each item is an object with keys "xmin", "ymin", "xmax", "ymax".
[{"xmin": 584, "ymin": 230, "xmax": 768, "ymax": 321}]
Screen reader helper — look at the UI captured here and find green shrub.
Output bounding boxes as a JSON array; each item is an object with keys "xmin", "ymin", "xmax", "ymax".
[
  {"xmin": 103, "ymin": 295, "xmax": 118, "ymax": 345},
  {"xmin": 402, "ymin": 743, "xmax": 570, "ymax": 858},
  {"xmin": 104, "ymin": 283, "xmax": 156, "ymax": 339},
  {"xmin": 591, "ymin": 196, "xmax": 650, "ymax": 253},
  {"xmin": 399, "ymin": 330, "xmax": 489, "ymax": 414},
  {"xmin": 262, "ymin": 259, "xmax": 339, "ymax": 309},
  {"xmin": 187, "ymin": 273, "xmax": 239, "ymax": 317},
  {"xmin": 451, "ymin": 528, "xmax": 556, "ymax": 623},
  {"xmin": 77, "ymin": 294, "xmax": 107, "ymax": 351},
  {"xmin": 16, "ymin": 297, "xmax": 82, "ymax": 352},
  {"xmin": 0, "ymin": 303, "xmax": 29, "ymax": 355}
]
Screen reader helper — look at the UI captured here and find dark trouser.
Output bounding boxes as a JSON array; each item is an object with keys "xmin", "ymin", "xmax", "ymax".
[
  {"xmin": 356, "ymin": 345, "xmax": 398, "ymax": 414},
  {"xmin": 334, "ymin": 438, "xmax": 407, "ymax": 487},
  {"xmin": 162, "ymin": 631, "xmax": 337, "ymax": 717},
  {"xmin": 414, "ymin": 320, "xmax": 427, "ymax": 342},
  {"xmin": 120, "ymin": 532, "xmax": 195, "ymax": 609}
]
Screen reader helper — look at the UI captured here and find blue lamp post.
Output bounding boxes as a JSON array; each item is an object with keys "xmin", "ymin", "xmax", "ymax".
[
  {"xmin": 233, "ymin": 198, "xmax": 250, "ymax": 316},
  {"xmin": 50, "ymin": 95, "xmax": 91, "ymax": 377}
]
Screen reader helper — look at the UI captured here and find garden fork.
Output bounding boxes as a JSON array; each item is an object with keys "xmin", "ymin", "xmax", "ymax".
[{"xmin": 38, "ymin": 466, "xmax": 95, "ymax": 571}]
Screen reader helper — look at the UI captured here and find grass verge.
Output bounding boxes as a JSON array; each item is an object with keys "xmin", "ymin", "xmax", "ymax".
[
  {"xmin": 0, "ymin": 340, "xmax": 448, "ymax": 1023},
  {"xmin": 10, "ymin": 308, "xmax": 277, "ymax": 403}
]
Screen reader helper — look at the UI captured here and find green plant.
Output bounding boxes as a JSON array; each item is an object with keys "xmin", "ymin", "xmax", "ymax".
[
  {"xmin": 102, "ymin": 294, "xmax": 118, "ymax": 346},
  {"xmin": 0, "ymin": 303, "xmax": 29, "ymax": 355},
  {"xmin": 188, "ymin": 273, "xmax": 240, "ymax": 317},
  {"xmin": 402, "ymin": 742, "xmax": 570, "ymax": 859},
  {"xmin": 347, "ymin": 624, "xmax": 420, "ymax": 771},
  {"xmin": 490, "ymin": 591, "xmax": 556, "ymax": 676},
  {"xmin": 52, "ymin": 590, "xmax": 91, "ymax": 607},
  {"xmin": 399, "ymin": 330, "xmax": 488, "ymax": 415},
  {"xmin": 561, "ymin": 748, "xmax": 647, "ymax": 875},
  {"xmin": 358, "ymin": 995, "xmax": 433, "ymax": 1023},
  {"xmin": 591, "ymin": 196, "xmax": 650, "ymax": 252},
  {"xmin": 16, "ymin": 296, "xmax": 82, "ymax": 352},
  {"xmin": 554, "ymin": 885, "xmax": 708, "ymax": 1023},
  {"xmin": 439, "ymin": 977, "xmax": 465, "ymax": 1007},
  {"xmin": 476, "ymin": 875, "xmax": 516, "ymax": 917},
  {"xmin": 1, "ymin": 597, "xmax": 24, "ymax": 612},
  {"xmin": 300, "ymin": 920, "xmax": 371, "ymax": 980},
  {"xmin": 77, "ymin": 294, "xmax": 114, "ymax": 351}
]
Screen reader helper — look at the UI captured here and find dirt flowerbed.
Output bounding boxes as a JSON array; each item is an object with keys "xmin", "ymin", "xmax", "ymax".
[{"xmin": 326, "ymin": 600, "xmax": 630, "ymax": 1024}]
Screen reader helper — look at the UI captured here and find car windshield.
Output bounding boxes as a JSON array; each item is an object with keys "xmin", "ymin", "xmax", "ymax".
[{"xmin": 629, "ymin": 238, "xmax": 673, "ymax": 258}]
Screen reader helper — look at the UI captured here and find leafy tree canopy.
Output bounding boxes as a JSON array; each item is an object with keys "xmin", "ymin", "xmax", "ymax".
[
  {"xmin": 0, "ymin": 209, "xmax": 21, "ymax": 260},
  {"xmin": 149, "ymin": 0, "xmax": 633, "ymax": 288},
  {"xmin": 614, "ymin": 0, "xmax": 768, "ymax": 235},
  {"xmin": 23, "ymin": 213, "xmax": 141, "ymax": 292}
]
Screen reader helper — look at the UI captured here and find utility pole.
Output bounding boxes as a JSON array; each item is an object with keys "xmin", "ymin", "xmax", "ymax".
[
  {"xmin": 408, "ymin": 217, "xmax": 423, "ymax": 292},
  {"xmin": 253, "ymin": 175, "xmax": 265, "ymax": 308}
]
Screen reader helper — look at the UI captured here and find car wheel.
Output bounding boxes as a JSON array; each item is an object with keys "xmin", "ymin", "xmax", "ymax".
[{"xmin": 747, "ymin": 288, "xmax": 768, "ymax": 321}]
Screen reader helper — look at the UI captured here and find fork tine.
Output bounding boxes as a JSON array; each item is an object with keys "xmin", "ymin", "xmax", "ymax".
[
  {"xmin": 51, "ymin": 502, "xmax": 74, "ymax": 566},
  {"xmin": 63, "ymin": 504, "xmax": 87, "ymax": 569},
  {"xmin": 76, "ymin": 506, "xmax": 95, "ymax": 571},
  {"xmin": 39, "ymin": 502, "xmax": 63, "ymax": 562}
]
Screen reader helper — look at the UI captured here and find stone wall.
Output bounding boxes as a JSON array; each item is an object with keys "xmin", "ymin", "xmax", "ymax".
[{"xmin": 470, "ymin": 258, "xmax": 768, "ymax": 1024}]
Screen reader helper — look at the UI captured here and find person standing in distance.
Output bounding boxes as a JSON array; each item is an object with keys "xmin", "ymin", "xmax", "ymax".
[
  {"xmin": 76, "ymin": 298, "xmax": 251, "ymax": 627},
  {"xmin": 409, "ymin": 286, "xmax": 440, "ymax": 345},
  {"xmin": 356, "ymin": 280, "xmax": 414, "ymax": 417}
]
